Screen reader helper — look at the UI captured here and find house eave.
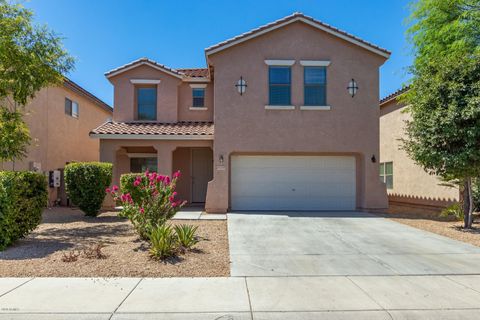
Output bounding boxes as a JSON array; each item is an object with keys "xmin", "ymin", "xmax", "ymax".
[
  {"xmin": 90, "ymin": 133, "xmax": 214, "ymax": 140},
  {"xmin": 205, "ymin": 16, "xmax": 390, "ymax": 59}
]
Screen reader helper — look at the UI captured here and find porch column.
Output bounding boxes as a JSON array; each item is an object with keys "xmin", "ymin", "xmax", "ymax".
[
  {"xmin": 99, "ymin": 140, "xmax": 118, "ymax": 208},
  {"xmin": 154, "ymin": 143, "xmax": 175, "ymax": 177}
]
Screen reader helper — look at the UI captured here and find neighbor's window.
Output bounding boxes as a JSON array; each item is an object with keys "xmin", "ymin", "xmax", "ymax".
[
  {"xmin": 137, "ymin": 87, "xmax": 157, "ymax": 120},
  {"xmin": 130, "ymin": 157, "xmax": 158, "ymax": 173},
  {"xmin": 192, "ymin": 88, "xmax": 205, "ymax": 107},
  {"xmin": 65, "ymin": 98, "xmax": 79, "ymax": 118},
  {"xmin": 304, "ymin": 66, "xmax": 326, "ymax": 106},
  {"xmin": 380, "ymin": 162, "xmax": 393, "ymax": 189},
  {"xmin": 269, "ymin": 66, "xmax": 291, "ymax": 105}
]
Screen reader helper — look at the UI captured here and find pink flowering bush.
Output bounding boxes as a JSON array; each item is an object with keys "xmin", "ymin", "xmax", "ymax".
[{"xmin": 108, "ymin": 170, "xmax": 185, "ymax": 239}]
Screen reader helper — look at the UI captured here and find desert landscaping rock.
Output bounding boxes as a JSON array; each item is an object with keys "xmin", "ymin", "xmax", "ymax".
[{"xmin": 0, "ymin": 208, "xmax": 229, "ymax": 277}]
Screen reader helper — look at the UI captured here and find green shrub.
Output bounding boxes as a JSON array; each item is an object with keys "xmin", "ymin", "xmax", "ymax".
[
  {"xmin": 174, "ymin": 224, "xmax": 199, "ymax": 249},
  {"xmin": 65, "ymin": 162, "xmax": 112, "ymax": 217},
  {"xmin": 149, "ymin": 225, "xmax": 178, "ymax": 259},
  {"xmin": 440, "ymin": 203, "xmax": 464, "ymax": 221},
  {"xmin": 120, "ymin": 173, "xmax": 147, "ymax": 204},
  {"xmin": 0, "ymin": 171, "xmax": 48, "ymax": 250}
]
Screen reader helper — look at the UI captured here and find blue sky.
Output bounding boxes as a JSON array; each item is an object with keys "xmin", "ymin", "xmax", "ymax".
[{"xmin": 25, "ymin": 0, "xmax": 412, "ymax": 106}]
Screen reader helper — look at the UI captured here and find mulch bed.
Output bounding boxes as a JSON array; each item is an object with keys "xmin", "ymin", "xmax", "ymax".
[
  {"xmin": 377, "ymin": 204, "xmax": 480, "ymax": 247},
  {"xmin": 0, "ymin": 208, "xmax": 230, "ymax": 277}
]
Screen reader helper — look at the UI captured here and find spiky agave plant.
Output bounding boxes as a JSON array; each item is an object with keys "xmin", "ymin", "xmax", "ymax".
[
  {"xmin": 174, "ymin": 224, "xmax": 199, "ymax": 249},
  {"xmin": 149, "ymin": 225, "xmax": 178, "ymax": 259}
]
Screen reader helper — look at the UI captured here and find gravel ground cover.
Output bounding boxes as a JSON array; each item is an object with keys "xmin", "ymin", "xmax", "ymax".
[
  {"xmin": 378, "ymin": 204, "xmax": 480, "ymax": 247},
  {"xmin": 0, "ymin": 208, "xmax": 229, "ymax": 277}
]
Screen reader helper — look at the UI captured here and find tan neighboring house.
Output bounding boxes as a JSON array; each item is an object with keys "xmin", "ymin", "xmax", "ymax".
[
  {"xmin": 1, "ymin": 79, "xmax": 113, "ymax": 205},
  {"xmin": 379, "ymin": 87, "xmax": 460, "ymax": 209},
  {"xmin": 91, "ymin": 13, "xmax": 391, "ymax": 213}
]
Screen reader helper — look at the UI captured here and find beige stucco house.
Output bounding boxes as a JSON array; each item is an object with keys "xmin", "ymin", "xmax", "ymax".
[
  {"xmin": 379, "ymin": 88, "xmax": 460, "ymax": 209},
  {"xmin": 1, "ymin": 79, "xmax": 113, "ymax": 205},
  {"xmin": 91, "ymin": 13, "xmax": 391, "ymax": 213}
]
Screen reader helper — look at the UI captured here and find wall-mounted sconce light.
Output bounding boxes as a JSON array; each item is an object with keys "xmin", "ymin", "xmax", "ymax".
[
  {"xmin": 371, "ymin": 155, "xmax": 376, "ymax": 163},
  {"xmin": 347, "ymin": 78, "xmax": 358, "ymax": 97},
  {"xmin": 235, "ymin": 76, "xmax": 247, "ymax": 95},
  {"xmin": 219, "ymin": 155, "xmax": 224, "ymax": 165}
]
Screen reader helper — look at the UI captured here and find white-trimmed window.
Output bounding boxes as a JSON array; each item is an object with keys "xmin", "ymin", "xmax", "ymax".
[
  {"xmin": 268, "ymin": 66, "xmax": 291, "ymax": 106},
  {"xmin": 192, "ymin": 88, "xmax": 205, "ymax": 107},
  {"xmin": 304, "ymin": 66, "xmax": 327, "ymax": 106},
  {"xmin": 380, "ymin": 162, "xmax": 393, "ymax": 189},
  {"xmin": 65, "ymin": 98, "xmax": 79, "ymax": 118},
  {"xmin": 137, "ymin": 86, "xmax": 157, "ymax": 120}
]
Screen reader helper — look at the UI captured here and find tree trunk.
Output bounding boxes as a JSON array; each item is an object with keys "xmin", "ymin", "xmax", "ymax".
[
  {"xmin": 467, "ymin": 177, "xmax": 474, "ymax": 228},
  {"xmin": 463, "ymin": 178, "xmax": 473, "ymax": 229},
  {"xmin": 463, "ymin": 180, "xmax": 470, "ymax": 228}
]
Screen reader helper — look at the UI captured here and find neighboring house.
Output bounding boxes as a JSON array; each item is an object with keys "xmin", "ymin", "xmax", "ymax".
[
  {"xmin": 379, "ymin": 88, "xmax": 460, "ymax": 209},
  {"xmin": 91, "ymin": 12, "xmax": 390, "ymax": 212},
  {"xmin": 1, "ymin": 79, "xmax": 113, "ymax": 205}
]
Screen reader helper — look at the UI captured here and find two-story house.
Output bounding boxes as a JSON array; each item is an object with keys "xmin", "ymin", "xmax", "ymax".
[
  {"xmin": 380, "ymin": 88, "xmax": 460, "ymax": 210},
  {"xmin": 91, "ymin": 13, "xmax": 390, "ymax": 213}
]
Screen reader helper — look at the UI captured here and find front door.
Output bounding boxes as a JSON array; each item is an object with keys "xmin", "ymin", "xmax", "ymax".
[{"xmin": 191, "ymin": 148, "xmax": 213, "ymax": 203}]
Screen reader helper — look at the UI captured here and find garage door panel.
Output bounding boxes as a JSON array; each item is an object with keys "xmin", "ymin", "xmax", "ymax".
[{"xmin": 231, "ymin": 156, "xmax": 356, "ymax": 211}]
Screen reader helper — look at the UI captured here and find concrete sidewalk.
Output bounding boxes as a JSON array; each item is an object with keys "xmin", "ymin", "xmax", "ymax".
[{"xmin": 1, "ymin": 276, "xmax": 480, "ymax": 319}]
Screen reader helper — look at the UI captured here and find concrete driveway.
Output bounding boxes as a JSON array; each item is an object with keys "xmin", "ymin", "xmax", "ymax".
[{"xmin": 228, "ymin": 211, "xmax": 480, "ymax": 276}]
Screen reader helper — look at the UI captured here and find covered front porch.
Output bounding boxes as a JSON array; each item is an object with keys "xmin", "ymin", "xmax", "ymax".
[
  {"xmin": 90, "ymin": 121, "xmax": 215, "ymax": 206},
  {"xmin": 99, "ymin": 140, "xmax": 213, "ymax": 205}
]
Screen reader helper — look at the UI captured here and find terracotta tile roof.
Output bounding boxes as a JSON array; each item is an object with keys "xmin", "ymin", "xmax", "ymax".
[
  {"xmin": 105, "ymin": 58, "xmax": 210, "ymax": 80},
  {"xmin": 380, "ymin": 86, "xmax": 410, "ymax": 106},
  {"xmin": 105, "ymin": 58, "xmax": 183, "ymax": 79},
  {"xmin": 63, "ymin": 78, "xmax": 112, "ymax": 113},
  {"xmin": 90, "ymin": 121, "xmax": 214, "ymax": 136},
  {"xmin": 205, "ymin": 12, "xmax": 391, "ymax": 58},
  {"xmin": 177, "ymin": 68, "xmax": 209, "ymax": 78}
]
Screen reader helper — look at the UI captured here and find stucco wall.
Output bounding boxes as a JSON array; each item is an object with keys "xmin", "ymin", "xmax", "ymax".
[
  {"xmin": 379, "ymin": 100, "xmax": 459, "ymax": 206},
  {"xmin": 0, "ymin": 85, "xmax": 112, "ymax": 203},
  {"xmin": 109, "ymin": 65, "xmax": 213, "ymax": 123},
  {"xmin": 177, "ymin": 82, "xmax": 213, "ymax": 122},
  {"xmin": 205, "ymin": 21, "xmax": 388, "ymax": 212}
]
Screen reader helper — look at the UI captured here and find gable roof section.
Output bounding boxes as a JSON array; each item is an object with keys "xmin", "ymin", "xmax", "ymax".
[
  {"xmin": 105, "ymin": 58, "xmax": 184, "ymax": 79},
  {"xmin": 205, "ymin": 12, "xmax": 391, "ymax": 58},
  {"xmin": 63, "ymin": 78, "xmax": 112, "ymax": 113},
  {"xmin": 380, "ymin": 86, "xmax": 410, "ymax": 107},
  {"xmin": 105, "ymin": 58, "xmax": 210, "ymax": 81}
]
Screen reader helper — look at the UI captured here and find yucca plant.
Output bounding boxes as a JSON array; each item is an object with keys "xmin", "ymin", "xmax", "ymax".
[
  {"xmin": 149, "ymin": 225, "xmax": 178, "ymax": 259},
  {"xmin": 174, "ymin": 224, "xmax": 199, "ymax": 250}
]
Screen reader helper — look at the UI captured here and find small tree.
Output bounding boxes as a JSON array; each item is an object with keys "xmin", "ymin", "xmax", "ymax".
[
  {"xmin": 0, "ymin": 0, "xmax": 74, "ymax": 163},
  {"xmin": 402, "ymin": 0, "xmax": 480, "ymax": 228}
]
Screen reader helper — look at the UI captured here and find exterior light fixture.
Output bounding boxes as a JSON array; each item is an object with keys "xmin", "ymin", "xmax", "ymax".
[
  {"xmin": 347, "ymin": 79, "xmax": 358, "ymax": 97},
  {"xmin": 371, "ymin": 155, "xmax": 376, "ymax": 163},
  {"xmin": 219, "ymin": 155, "xmax": 224, "ymax": 165},
  {"xmin": 235, "ymin": 76, "xmax": 247, "ymax": 95}
]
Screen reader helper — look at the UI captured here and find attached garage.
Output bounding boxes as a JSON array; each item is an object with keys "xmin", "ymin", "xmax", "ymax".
[{"xmin": 231, "ymin": 155, "xmax": 356, "ymax": 211}]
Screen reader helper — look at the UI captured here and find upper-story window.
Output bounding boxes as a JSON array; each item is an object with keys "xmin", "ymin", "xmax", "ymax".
[
  {"xmin": 304, "ymin": 66, "xmax": 327, "ymax": 106},
  {"xmin": 192, "ymin": 88, "xmax": 205, "ymax": 107},
  {"xmin": 269, "ymin": 66, "xmax": 291, "ymax": 106},
  {"xmin": 137, "ymin": 87, "xmax": 157, "ymax": 120},
  {"xmin": 65, "ymin": 98, "xmax": 79, "ymax": 118}
]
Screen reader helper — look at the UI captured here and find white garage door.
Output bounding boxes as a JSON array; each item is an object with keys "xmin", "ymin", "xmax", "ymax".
[{"xmin": 231, "ymin": 155, "xmax": 356, "ymax": 210}]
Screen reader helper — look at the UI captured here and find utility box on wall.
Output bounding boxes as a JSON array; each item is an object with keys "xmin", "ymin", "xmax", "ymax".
[
  {"xmin": 48, "ymin": 170, "xmax": 61, "ymax": 188},
  {"xmin": 29, "ymin": 161, "xmax": 42, "ymax": 172}
]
